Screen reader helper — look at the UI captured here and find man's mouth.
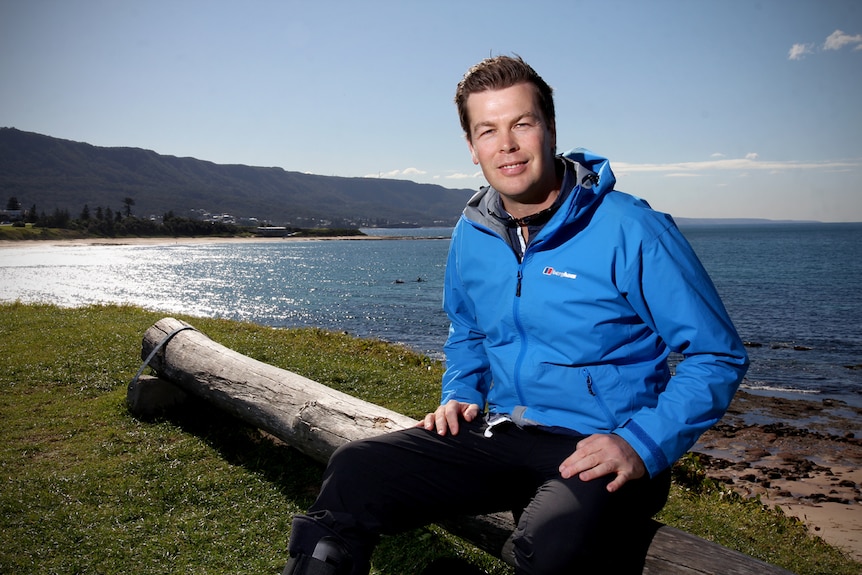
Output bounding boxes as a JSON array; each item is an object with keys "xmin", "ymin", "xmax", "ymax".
[{"xmin": 499, "ymin": 161, "xmax": 526, "ymax": 170}]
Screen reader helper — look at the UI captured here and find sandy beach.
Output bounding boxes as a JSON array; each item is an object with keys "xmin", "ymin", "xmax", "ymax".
[
  {"xmin": 0, "ymin": 234, "xmax": 385, "ymax": 248},
  {"xmin": 694, "ymin": 391, "xmax": 862, "ymax": 561}
]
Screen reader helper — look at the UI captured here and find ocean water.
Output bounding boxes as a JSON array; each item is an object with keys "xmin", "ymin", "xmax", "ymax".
[
  {"xmin": 1, "ymin": 223, "xmax": 860, "ymax": 406},
  {"xmin": 678, "ymin": 222, "xmax": 862, "ymax": 406}
]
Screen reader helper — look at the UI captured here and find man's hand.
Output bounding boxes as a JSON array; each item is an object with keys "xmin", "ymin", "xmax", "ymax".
[
  {"xmin": 417, "ymin": 400, "xmax": 480, "ymax": 436},
  {"xmin": 558, "ymin": 433, "xmax": 646, "ymax": 492}
]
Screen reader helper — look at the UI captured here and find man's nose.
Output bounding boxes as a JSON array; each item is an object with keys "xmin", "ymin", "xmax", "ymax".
[{"xmin": 499, "ymin": 131, "xmax": 518, "ymax": 152}]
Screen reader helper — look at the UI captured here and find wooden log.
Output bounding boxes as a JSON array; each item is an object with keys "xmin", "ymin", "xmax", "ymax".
[{"xmin": 130, "ymin": 317, "xmax": 795, "ymax": 575}]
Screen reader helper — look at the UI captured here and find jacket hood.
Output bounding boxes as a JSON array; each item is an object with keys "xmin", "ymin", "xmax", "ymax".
[{"xmin": 461, "ymin": 148, "xmax": 616, "ymax": 239}]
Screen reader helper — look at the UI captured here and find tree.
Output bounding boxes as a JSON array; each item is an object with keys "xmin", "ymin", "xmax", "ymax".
[
  {"xmin": 122, "ymin": 197, "xmax": 135, "ymax": 218},
  {"xmin": 6, "ymin": 197, "xmax": 22, "ymax": 211},
  {"xmin": 37, "ymin": 208, "xmax": 71, "ymax": 229},
  {"xmin": 102, "ymin": 207, "xmax": 116, "ymax": 236},
  {"xmin": 80, "ymin": 204, "xmax": 90, "ymax": 221}
]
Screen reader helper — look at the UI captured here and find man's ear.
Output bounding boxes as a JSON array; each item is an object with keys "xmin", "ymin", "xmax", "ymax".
[{"xmin": 467, "ymin": 137, "xmax": 479, "ymax": 165}]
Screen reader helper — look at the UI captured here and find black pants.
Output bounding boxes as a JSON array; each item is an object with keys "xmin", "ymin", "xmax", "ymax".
[{"xmin": 289, "ymin": 420, "xmax": 670, "ymax": 575}]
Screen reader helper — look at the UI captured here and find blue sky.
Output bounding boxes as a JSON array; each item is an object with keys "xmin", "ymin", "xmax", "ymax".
[{"xmin": 2, "ymin": 0, "xmax": 861, "ymax": 222}]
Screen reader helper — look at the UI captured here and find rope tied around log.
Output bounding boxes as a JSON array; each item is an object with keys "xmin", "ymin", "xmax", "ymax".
[{"xmin": 130, "ymin": 324, "xmax": 198, "ymax": 388}]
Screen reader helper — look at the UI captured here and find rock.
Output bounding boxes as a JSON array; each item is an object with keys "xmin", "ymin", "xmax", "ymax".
[{"xmin": 745, "ymin": 448, "xmax": 771, "ymax": 460}]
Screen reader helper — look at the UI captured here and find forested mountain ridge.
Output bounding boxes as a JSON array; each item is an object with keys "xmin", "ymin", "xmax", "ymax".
[{"xmin": 0, "ymin": 128, "xmax": 475, "ymax": 227}]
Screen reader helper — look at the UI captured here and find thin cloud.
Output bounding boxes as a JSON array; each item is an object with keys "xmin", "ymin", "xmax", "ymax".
[
  {"xmin": 401, "ymin": 167, "xmax": 426, "ymax": 176},
  {"xmin": 363, "ymin": 168, "xmax": 484, "ymax": 183},
  {"xmin": 788, "ymin": 43, "xmax": 814, "ymax": 60},
  {"xmin": 363, "ymin": 167, "xmax": 427, "ymax": 179},
  {"xmin": 789, "ymin": 29, "xmax": 862, "ymax": 60},
  {"xmin": 823, "ymin": 29, "xmax": 862, "ymax": 51},
  {"xmin": 615, "ymin": 156, "xmax": 860, "ymax": 175},
  {"xmin": 437, "ymin": 157, "xmax": 858, "ymax": 183},
  {"xmin": 444, "ymin": 171, "xmax": 484, "ymax": 180}
]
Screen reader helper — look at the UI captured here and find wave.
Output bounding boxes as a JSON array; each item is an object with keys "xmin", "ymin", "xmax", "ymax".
[{"xmin": 741, "ymin": 382, "xmax": 821, "ymax": 395}]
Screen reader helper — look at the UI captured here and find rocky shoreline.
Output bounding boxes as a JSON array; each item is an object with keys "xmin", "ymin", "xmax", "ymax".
[{"xmin": 693, "ymin": 390, "xmax": 862, "ymax": 561}]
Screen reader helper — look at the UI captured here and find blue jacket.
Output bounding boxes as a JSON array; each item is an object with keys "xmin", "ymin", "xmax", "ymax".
[{"xmin": 441, "ymin": 149, "xmax": 749, "ymax": 477}]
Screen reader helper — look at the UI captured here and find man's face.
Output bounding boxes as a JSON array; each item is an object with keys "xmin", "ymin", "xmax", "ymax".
[{"xmin": 465, "ymin": 82, "xmax": 557, "ymax": 206}]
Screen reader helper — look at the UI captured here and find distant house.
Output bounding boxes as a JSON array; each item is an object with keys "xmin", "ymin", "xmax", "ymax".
[
  {"xmin": 256, "ymin": 226, "xmax": 287, "ymax": 237},
  {"xmin": 0, "ymin": 209, "xmax": 23, "ymax": 222}
]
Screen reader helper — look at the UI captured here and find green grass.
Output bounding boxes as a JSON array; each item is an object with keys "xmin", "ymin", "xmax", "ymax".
[
  {"xmin": 0, "ymin": 223, "xmax": 87, "ymax": 241},
  {"xmin": 0, "ymin": 302, "xmax": 858, "ymax": 574}
]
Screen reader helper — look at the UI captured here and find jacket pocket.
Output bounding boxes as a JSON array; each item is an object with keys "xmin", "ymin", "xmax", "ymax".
[
  {"xmin": 529, "ymin": 362, "xmax": 622, "ymax": 432},
  {"xmin": 581, "ymin": 367, "xmax": 619, "ymax": 429}
]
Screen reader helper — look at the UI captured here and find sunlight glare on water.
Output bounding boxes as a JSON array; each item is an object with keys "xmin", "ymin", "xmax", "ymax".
[
  {"xmin": 0, "ymin": 239, "xmax": 451, "ymax": 356},
  {"xmin": 2, "ymin": 223, "xmax": 861, "ymax": 406}
]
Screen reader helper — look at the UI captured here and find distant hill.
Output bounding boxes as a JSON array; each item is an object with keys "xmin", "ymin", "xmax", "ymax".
[{"xmin": 0, "ymin": 128, "xmax": 475, "ymax": 227}]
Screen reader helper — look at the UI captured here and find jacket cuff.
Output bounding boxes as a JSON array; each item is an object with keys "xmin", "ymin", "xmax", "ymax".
[{"xmin": 614, "ymin": 419, "xmax": 669, "ymax": 478}]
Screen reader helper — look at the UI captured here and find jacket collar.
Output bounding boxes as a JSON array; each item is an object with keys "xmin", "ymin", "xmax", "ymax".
[{"xmin": 463, "ymin": 151, "xmax": 610, "ymax": 240}]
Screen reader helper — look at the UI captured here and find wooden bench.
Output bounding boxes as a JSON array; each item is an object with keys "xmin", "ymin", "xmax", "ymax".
[{"xmin": 127, "ymin": 318, "xmax": 795, "ymax": 574}]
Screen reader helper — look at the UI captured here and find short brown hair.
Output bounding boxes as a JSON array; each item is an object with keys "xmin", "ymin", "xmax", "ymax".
[{"xmin": 455, "ymin": 55, "xmax": 555, "ymax": 140}]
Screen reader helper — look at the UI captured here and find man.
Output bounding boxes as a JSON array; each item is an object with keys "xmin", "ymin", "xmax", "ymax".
[{"xmin": 282, "ymin": 55, "xmax": 748, "ymax": 575}]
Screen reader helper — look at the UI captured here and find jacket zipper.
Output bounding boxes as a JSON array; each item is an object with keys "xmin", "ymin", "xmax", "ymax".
[
  {"xmin": 512, "ymin": 260, "xmax": 527, "ymax": 405},
  {"xmin": 584, "ymin": 369, "xmax": 595, "ymax": 395},
  {"xmin": 512, "ymin": 235, "xmax": 543, "ymax": 405},
  {"xmin": 582, "ymin": 368, "xmax": 617, "ymax": 427}
]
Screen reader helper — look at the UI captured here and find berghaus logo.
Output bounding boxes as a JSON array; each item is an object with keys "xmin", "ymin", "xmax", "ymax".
[{"xmin": 542, "ymin": 267, "xmax": 578, "ymax": 280}]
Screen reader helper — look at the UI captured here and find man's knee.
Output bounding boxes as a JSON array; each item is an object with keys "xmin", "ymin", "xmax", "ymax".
[
  {"xmin": 506, "ymin": 471, "xmax": 670, "ymax": 575},
  {"xmin": 507, "ymin": 526, "xmax": 594, "ymax": 575}
]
